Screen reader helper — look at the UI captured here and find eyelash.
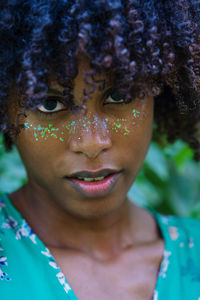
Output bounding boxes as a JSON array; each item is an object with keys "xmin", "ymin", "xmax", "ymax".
[{"xmin": 36, "ymin": 89, "xmax": 131, "ymax": 118}]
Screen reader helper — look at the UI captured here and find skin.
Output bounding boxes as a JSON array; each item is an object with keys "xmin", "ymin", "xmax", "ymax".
[{"xmin": 8, "ymin": 57, "xmax": 164, "ymax": 299}]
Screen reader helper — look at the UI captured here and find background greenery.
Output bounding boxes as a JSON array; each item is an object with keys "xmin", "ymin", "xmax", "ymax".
[{"xmin": 0, "ymin": 133, "xmax": 199, "ymax": 218}]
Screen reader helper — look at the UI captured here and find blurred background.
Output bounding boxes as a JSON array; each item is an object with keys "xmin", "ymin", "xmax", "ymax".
[{"xmin": 0, "ymin": 132, "xmax": 199, "ymax": 218}]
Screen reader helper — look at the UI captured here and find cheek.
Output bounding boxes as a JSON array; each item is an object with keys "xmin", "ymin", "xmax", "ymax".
[
  {"xmin": 119, "ymin": 102, "xmax": 154, "ymax": 173},
  {"xmin": 14, "ymin": 97, "xmax": 153, "ymax": 155},
  {"xmin": 19, "ymin": 106, "xmax": 146, "ymax": 143},
  {"xmin": 14, "ymin": 125, "xmax": 59, "ymax": 181},
  {"xmin": 23, "ymin": 122, "xmax": 66, "ymax": 142},
  {"xmin": 104, "ymin": 108, "xmax": 144, "ymax": 136},
  {"xmin": 111, "ymin": 99, "xmax": 153, "ymax": 147}
]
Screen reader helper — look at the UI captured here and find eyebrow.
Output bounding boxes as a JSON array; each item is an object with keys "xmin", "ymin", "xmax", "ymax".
[
  {"xmin": 48, "ymin": 88, "xmax": 63, "ymax": 95},
  {"xmin": 98, "ymin": 80, "xmax": 111, "ymax": 91},
  {"xmin": 48, "ymin": 81, "xmax": 111, "ymax": 95}
]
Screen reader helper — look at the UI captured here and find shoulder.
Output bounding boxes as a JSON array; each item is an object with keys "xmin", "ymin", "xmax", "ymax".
[
  {"xmin": 158, "ymin": 213, "xmax": 200, "ymax": 239},
  {"xmin": 154, "ymin": 212, "xmax": 200, "ymax": 261},
  {"xmin": 147, "ymin": 206, "xmax": 200, "ymax": 250}
]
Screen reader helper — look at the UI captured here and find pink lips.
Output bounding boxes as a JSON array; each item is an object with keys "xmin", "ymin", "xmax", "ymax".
[{"xmin": 67, "ymin": 172, "xmax": 121, "ymax": 197}]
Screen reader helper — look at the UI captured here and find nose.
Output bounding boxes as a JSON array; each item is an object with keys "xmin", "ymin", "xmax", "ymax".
[{"xmin": 68, "ymin": 115, "xmax": 112, "ymax": 159}]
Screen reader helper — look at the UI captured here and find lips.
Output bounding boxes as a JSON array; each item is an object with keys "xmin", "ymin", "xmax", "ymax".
[
  {"xmin": 67, "ymin": 168, "xmax": 120, "ymax": 179},
  {"xmin": 65, "ymin": 170, "xmax": 122, "ymax": 198}
]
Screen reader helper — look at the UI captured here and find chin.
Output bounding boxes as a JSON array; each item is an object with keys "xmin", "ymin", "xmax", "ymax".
[{"xmin": 61, "ymin": 194, "xmax": 127, "ymax": 221}]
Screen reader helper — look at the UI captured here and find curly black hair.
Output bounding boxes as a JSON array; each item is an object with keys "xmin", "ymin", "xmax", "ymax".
[{"xmin": 0, "ymin": 0, "xmax": 199, "ymax": 160}]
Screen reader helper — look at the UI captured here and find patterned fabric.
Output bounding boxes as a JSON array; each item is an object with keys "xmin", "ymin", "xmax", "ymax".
[
  {"xmin": 0, "ymin": 193, "xmax": 78, "ymax": 300},
  {"xmin": 1, "ymin": 192, "xmax": 200, "ymax": 299},
  {"xmin": 149, "ymin": 210, "xmax": 200, "ymax": 300}
]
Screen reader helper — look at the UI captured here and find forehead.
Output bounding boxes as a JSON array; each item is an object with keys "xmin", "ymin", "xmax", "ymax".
[
  {"xmin": 50, "ymin": 56, "xmax": 113, "ymax": 98},
  {"xmin": 10, "ymin": 55, "xmax": 114, "ymax": 110}
]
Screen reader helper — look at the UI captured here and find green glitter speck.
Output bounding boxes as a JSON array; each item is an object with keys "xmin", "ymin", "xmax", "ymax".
[{"xmin": 123, "ymin": 127, "xmax": 130, "ymax": 136}]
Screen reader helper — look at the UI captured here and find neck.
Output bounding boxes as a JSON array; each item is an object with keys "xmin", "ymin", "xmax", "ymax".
[{"xmin": 10, "ymin": 183, "xmax": 157, "ymax": 261}]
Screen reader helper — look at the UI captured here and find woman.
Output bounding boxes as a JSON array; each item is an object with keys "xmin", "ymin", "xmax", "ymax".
[{"xmin": 0, "ymin": 0, "xmax": 200, "ymax": 299}]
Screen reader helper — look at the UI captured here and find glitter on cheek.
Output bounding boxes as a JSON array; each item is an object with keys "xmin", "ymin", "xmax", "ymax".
[
  {"xmin": 23, "ymin": 122, "xmax": 63, "ymax": 142},
  {"xmin": 107, "ymin": 107, "xmax": 144, "ymax": 135},
  {"xmin": 24, "ymin": 122, "xmax": 30, "ymax": 129},
  {"xmin": 66, "ymin": 124, "xmax": 71, "ymax": 131},
  {"xmin": 22, "ymin": 105, "xmax": 144, "ymax": 142},
  {"xmin": 123, "ymin": 126, "xmax": 130, "ymax": 136}
]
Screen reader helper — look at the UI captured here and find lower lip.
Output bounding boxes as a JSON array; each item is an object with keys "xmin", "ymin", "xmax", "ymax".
[{"xmin": 67, "ymin": 173, "xmax": 121, "ymax": 197}]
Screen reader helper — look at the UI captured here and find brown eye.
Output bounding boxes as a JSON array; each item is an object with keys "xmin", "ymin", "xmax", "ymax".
[
  {"xmin": 104, "ymin": 90, "xmax": 125, "ymax": 104},
  {"xmin": 37, "ymin": 98, "xmax": 65, "ymax": 113}
]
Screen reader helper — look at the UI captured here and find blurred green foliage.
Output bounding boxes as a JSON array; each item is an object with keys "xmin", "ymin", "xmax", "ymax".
[
  {"xmin": 0, "ymin": 134, "xmax": 27, "ymax": 193},
  {"xmin": 128, "ymin": 140, "xmax": 200, "ymax": 218},
  {"xmin": 0, "ymin": 133, "xmax": 199, "ymax": 217}
]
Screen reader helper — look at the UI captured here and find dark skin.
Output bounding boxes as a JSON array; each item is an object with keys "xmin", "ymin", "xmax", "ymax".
[{"xmin": 8, "ymin": 57, "xmax": 164, "ymax": 299}]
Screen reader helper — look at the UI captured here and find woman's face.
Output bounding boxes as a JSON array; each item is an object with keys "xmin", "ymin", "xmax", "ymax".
[{"xmin": 9, "ymin": 58, "xmax": 154, "ymax": 219}]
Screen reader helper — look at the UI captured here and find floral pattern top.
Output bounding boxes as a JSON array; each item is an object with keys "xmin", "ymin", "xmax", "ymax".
[{"xmin": 1, "ymin": 192, "xmax": 200, "ymax": 299}]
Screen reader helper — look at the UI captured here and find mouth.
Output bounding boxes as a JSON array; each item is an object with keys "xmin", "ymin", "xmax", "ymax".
[{"xmin": 65, "ymin": 170, "xmax": 122, "ymax": 198}]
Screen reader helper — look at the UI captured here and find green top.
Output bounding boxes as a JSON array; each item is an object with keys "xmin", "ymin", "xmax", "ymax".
[{"xmin": 0, "ymin": 192, "xmax": 200, "ymax": 299}]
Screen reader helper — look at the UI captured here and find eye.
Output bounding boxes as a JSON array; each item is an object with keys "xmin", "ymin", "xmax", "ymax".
[
  {"xmin": 37, "ymin": 98, "xmax": 65, "ymax": 113},
  {"xmin": 104, "ymin": 89, "xmax": 125, "ymax": 104}
]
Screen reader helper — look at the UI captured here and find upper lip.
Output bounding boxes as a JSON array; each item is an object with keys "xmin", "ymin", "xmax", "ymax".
[{"xmin": 66, "ymin": 168, "xmax": 121, "ymax": 179}]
